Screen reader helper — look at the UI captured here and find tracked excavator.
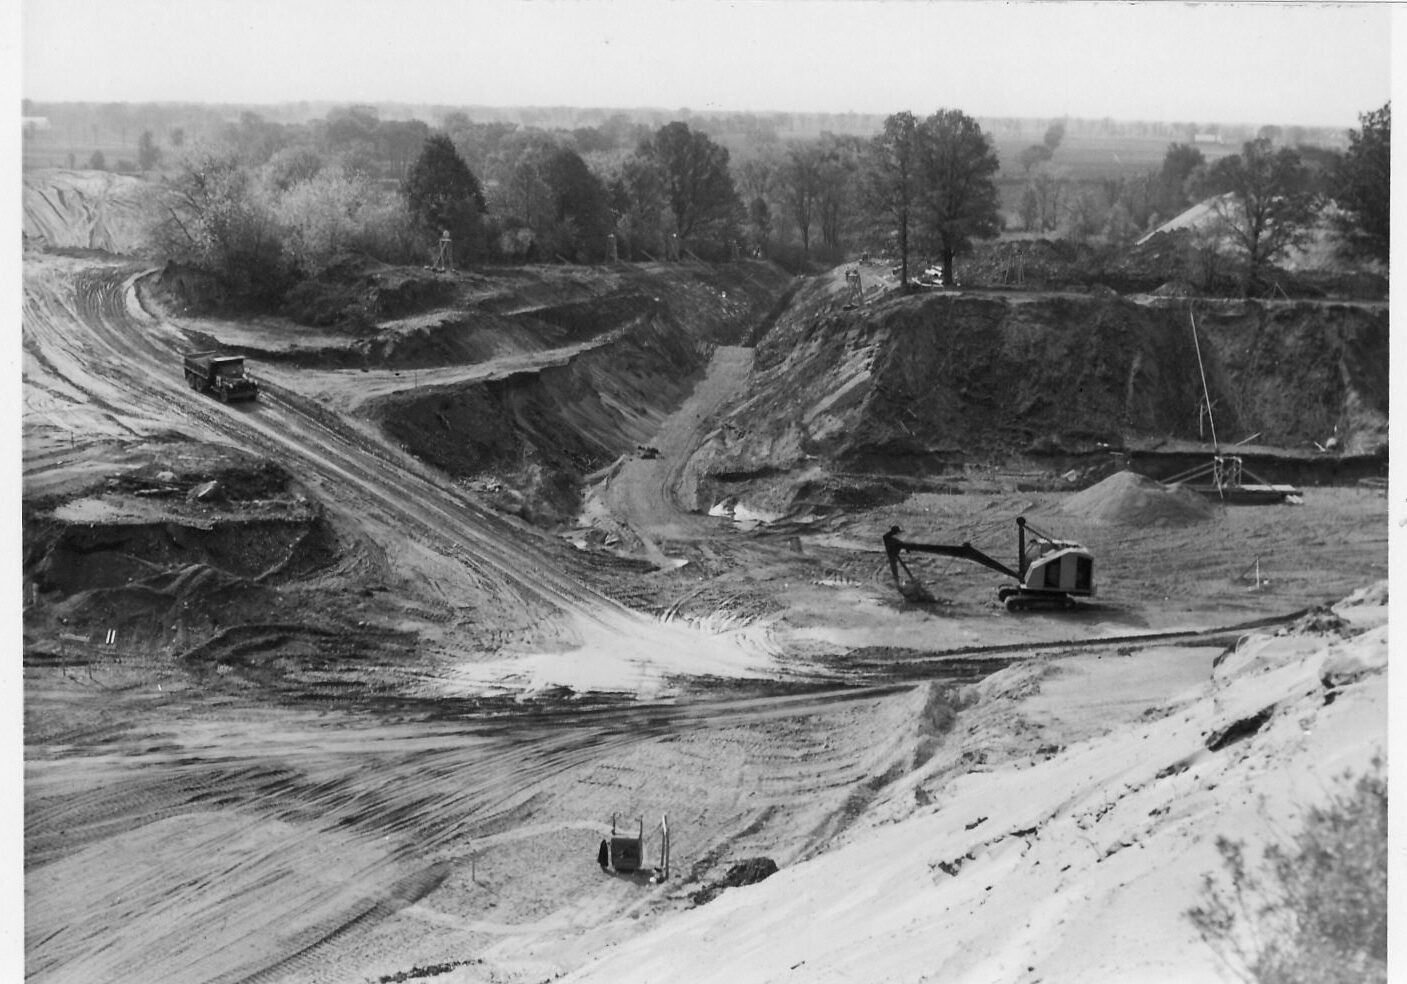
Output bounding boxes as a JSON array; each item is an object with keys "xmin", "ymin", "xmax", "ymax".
[{"xmin": 883, "ymin": 517, "xmax": 1094, "ymax": 611}]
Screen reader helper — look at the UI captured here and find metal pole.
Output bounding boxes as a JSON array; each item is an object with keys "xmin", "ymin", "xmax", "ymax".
[{"xmin": 1189, "ymin": 307, "xmax": 1219, "ymax": 451}]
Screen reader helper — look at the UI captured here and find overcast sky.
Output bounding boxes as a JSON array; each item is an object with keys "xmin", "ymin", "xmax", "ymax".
[{"xmin": 19, "ymin": 0, "xmax": 1395, "ymax": 127}]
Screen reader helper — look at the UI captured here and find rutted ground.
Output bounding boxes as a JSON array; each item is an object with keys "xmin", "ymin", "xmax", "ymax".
[{"xmin": 22, "ymin": 170, "xmax": 1387, "ymax": 984}]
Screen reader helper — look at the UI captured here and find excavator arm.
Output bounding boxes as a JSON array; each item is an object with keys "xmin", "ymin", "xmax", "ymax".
[{"xmin": 894, "ymin": 539, "xmax": 1020, "ymax": 581}]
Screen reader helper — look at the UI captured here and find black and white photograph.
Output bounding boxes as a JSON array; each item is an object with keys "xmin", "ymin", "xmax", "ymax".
[{"xmin": 15, "ymin": 2, "xmax": 1396, "ymax": 981}]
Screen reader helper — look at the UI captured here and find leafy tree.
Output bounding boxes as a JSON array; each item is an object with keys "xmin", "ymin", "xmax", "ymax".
[
  {"xmin": 735, "ymin": 150, "xmax": 783, "ymax": 253},
  {"xmin": 1017, "ymin": 118, "xmax": 1066, "ymax": 173},
  {"xmin": 137, "ymin": 130, "xmax": 162, "ymax": 171},
  {"xmin": 735, "ymin": 153, "xmax": 780, "ymax": 205},
  {"xmin": 613, "ymin": 161, "xmax": 661, "ymax": 256},
  {"xmin": 1156, "ymin": 142, "xmax": 1206, "ymax": 222},
  {"xmin": 376, "ymin": 119, "xmax": 432, "ymax": 178},
  {"xmin": 916, "ymin": 109, "xmax": 1002, "ymax": 285},
  {"xmin": 1114, "ymin": 171, "xmax": 1159, "ymax": 232},
  {"xmin": 1065, "ymin": 187, "xmax": 1103, "ymax": 242},
  {"xmin": 544, "ymin": 146, "xmax": 614, "ymax": 261},
  {"xmin": 87, "ymin": 150, "xmax": 106, "ymax": 171},
  {"xmin": 403, "ymin": 133, "xmax": 486, "ymax": 259},
  {"xmin": 266, "ymin": 146, "xmax": 325, "ymax": 192},
  {"xmin": 636, "ymin": 122, "xmax": 739, "ymax": 240},
  {"xmin": 863, "ymin": 111, "xmax": 923, "ymax": 283},
  {"xmin": 1018, "ymin": 184, "xmax": 1040, "ymax": 233},
  {"xmin": 278, "ymin": 167, "xmax": 373, "ymax": 275},
  {"xmin": 485, "ymin": 130, "xmax": 558, "ymax": 232},
  {"xmin": 1103, "ymin": 200, "xmax": 1141, "ymax": 246},
  {"xmin": 570, "ymin": 125, "xmax": 616, "ymax": 156},
  {"xmin": 1025, "ymin": 164, "xmax": 1068, "ymax": 233},
  {"xmin": 611, "ymin": 156, "xmax": 670, "ymax": 259},
  {"xmin": 220, "ymin": 111, "xmax": 290, "ymax": 166},
  {"xmin": 152, "ymin": 151, "xmax": 291, "ymax": 302},
  {"xmin": 1203, "ymin": 137, "xmax": 1318, "ymax": 293},
  {"xmin": 322, "ymin": 105, "xmax": 379, "ymax": 151},
  {"xmin": 1018, "ymin": 143, "xmax": 1053, "ymax": 173},
  {"xmin": 747, "ymin": 196, "xmax": 772, "ymax": 253},
  {"xmin": 170, "ymin": 127, "xmax": 185, "ymax": 149},
  {"xmin": 444, "ymin": 119, "xmax": 519, "ymax": 180},
  {"xmin": 1332, "ymin": 102, "xmax": 1389, "ymax": 265}
]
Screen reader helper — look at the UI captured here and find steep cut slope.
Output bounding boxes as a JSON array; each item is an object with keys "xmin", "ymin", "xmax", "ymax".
[
  {"xmin": 374, "ymin": 263, "xmax": 794, "ymax": 526},
  {"xmin": 690, "ymin": 271, "xmax": 1386, "ymax": 513}
]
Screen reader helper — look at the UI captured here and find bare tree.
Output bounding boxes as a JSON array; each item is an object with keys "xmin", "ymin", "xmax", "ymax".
[
  {"xmin": 815, "ymin": 133, "xmax": 863, "ymax": 250},
  {"xmin": 781, "ymin": 143, "xmax": 822, "ymax": 254}
]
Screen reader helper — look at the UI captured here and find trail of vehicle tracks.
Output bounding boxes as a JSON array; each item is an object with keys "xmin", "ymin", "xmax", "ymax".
[
  {"xmin": 23, "ymin": 258, "xmax": 781, "ymax": 688},
  {"xmin": 21, "ymin": 254, "xmax": 824, "ymax": 983},
  {"xmin": 26, "ymin": 653, "xmax": 935, "ymax": 984}
]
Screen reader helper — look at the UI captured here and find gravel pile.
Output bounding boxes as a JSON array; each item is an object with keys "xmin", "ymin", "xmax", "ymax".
[{"xmin": 1061, "ymin": 470, "xmax": 1214, "ymax": 526}]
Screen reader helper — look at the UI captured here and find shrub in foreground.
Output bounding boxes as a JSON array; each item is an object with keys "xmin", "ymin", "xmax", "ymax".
[{"xmin": 1188, "ymin": 758, "xmax": 1386, "ymax": 984}]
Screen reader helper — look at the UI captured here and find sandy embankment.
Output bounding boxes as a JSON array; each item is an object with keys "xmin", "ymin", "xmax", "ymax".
[{"xmin": 562, "ymin": 584, "xmax": 1388, "ymax": 984}]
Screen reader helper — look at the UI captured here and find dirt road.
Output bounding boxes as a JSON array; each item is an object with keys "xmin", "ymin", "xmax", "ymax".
[
  {"xmin": 587, "ymin": 344, "xmax": 754, "ymax": 563},
  {"xmin": 25, "ymin": 255, "xmax": 786, "ymax": 684}
]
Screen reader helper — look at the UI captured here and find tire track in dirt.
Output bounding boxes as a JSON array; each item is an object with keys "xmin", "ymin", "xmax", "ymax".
[
  {"xmin": 26, "ymin": 261, "xmax": 783, "ymax": 685},
  {"xmin": 26, "ymin": 679, "xmax": 922, "ymax": 983},
  {"xmin": 598, "ymin": 344, "xmax": 754, "ymax": 554},
  {"xmin": 23, "ymin": 250, "xmax": 897, "ymax": 984},
  {"xmin": 217, "ymin": 862, "xmax": 454, "ymax": 984}
]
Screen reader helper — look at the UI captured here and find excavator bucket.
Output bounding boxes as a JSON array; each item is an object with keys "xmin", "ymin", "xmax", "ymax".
[{"xmin": 898, "ymin": 578, "xmax": 936, "ymax": 603}]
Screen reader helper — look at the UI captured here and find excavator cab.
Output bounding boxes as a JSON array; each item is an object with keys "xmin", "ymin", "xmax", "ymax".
[{"xmin": 1019, "ymin": 521, "xmax": 1093, "ymax": 596}]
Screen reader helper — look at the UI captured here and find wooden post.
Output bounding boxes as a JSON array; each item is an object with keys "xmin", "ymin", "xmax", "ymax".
[{"xmin": 661, "ymin": 814, "xmax": 670, "ymax": 880}]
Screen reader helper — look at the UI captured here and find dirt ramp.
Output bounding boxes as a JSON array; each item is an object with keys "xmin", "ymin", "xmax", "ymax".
[
  {"xmin": 1061, "ymin": 470, "xmax": 1214, "ymax": 526},
  {"xmin": 377, "ymin": 264, "xmax": 794, "ymax": 528}
]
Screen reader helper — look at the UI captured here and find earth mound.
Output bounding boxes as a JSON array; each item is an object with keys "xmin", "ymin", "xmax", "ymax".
[{"xmin": 1060, "ymin": 470, "xmax": 1214, "ymax": 526}]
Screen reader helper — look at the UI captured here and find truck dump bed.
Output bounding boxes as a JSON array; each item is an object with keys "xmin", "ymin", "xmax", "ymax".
[{"xmin": 183, "ymin": 350, "xmax": 259, "ymax": 401}]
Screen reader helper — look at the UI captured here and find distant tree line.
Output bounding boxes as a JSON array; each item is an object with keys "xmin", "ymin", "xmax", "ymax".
[{"xmin": 111, "ymin": 95, "xmax": 1386, "ymax": 305}]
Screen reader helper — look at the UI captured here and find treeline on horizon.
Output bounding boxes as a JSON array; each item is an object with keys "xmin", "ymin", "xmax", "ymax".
[
  {"xmin": 21, "ymin": 99, "xmax": 1356, "ymax": 164},
  {"xmin": 20, "ymin": 97, "xmax": 1386, "ymax": 309}
]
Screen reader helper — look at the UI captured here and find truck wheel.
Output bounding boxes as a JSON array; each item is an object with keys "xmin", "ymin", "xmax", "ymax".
[{"xmin": 218, "ymin": 389, "xmax": 229, "ymax": 403}]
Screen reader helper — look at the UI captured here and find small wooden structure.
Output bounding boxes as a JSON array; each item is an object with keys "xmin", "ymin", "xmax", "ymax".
[
  {"xmin": 844, "ymin": 267, "xmax": 865, "ymax": 306},
  {"xmin": 1167, "ymin": 453, "xmax": 1301, "ymax": 504},
  {"xmin": 431, "ymin": 230, "xmax": 453, "ymax": 272},
  {"xmin": 1172, "ymin": 307, "xmax": 1301, "ymax": 504},
  {"xmin": 607, "ymin": 814, "xmax": 670, "ymax": 879}
]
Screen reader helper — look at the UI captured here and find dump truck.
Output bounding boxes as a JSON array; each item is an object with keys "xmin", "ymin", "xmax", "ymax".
[{"xmin": 183, "ymin": 350, "xmax": 259, "ymax": 402}]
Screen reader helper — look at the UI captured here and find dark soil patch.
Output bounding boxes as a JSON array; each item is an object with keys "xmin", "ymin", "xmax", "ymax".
[{"xmin": 688, "ymin": 857, "xmax": 779, "ymax": 905}]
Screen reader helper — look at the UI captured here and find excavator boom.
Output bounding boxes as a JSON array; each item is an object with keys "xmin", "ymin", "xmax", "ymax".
[{"xmin": 893, "ymin": 540, "xmax": 1019, "ymax": 581}]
